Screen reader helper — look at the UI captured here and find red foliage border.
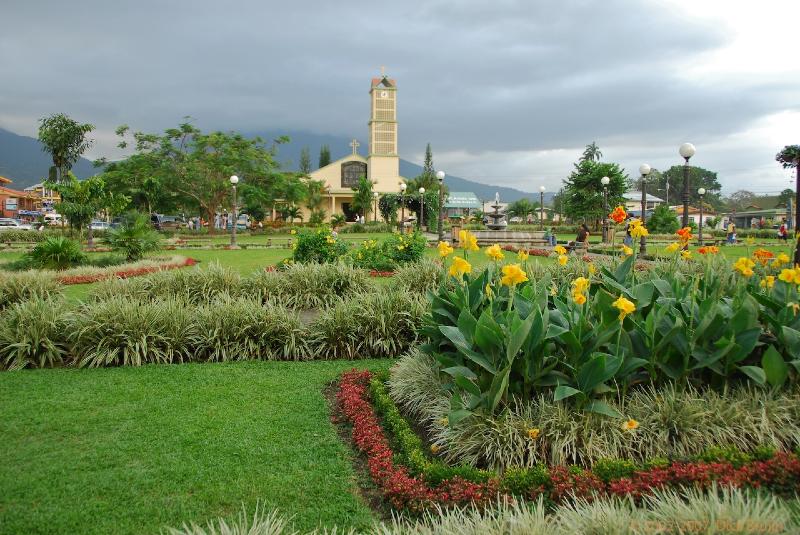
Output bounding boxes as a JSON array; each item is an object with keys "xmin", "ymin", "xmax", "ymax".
[
  {"xmin": 56, "ymin": 257, "xmax": 198, "ymax": 285},
  {"xmin": 337, "ymin": 369, "xmax": 800, "ymax": 512}
]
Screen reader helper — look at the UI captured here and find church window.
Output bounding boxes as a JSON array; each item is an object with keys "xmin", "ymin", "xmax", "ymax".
[{"xmin": 341, "ymin": 161, "xmax": 367, "ymax": 188}]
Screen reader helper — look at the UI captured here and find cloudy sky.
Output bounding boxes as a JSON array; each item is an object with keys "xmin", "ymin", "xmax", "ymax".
[{"xmin": 1, "ymin": 0, "xmax": 798, "ymax": 194}]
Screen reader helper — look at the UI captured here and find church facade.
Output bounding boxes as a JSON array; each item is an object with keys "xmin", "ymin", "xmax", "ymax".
[{"xmin": 302, "ymin": 73, "xmax": 405, "ymax": 222}]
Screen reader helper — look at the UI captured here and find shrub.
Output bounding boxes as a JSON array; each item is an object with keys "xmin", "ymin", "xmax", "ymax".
[
  {"xmin": 244, "ymin": 262, "xmax": 370, "ymax": 308},
  {"xmin": 384, "ymin": 231, "xmax": 427, "ymax": 264},
  {"xmin": 104, "ymin": 211, "xmax": 161, "ymax": 261},
  {"xmin": 24, "ymin": 236, "xmax": 87, "ymax": 270},
  {"xmin": 292, "ymin": 227, "xmax": 349, "ymax": 264},
  {"xmin": 394, "ymin": 258, "xmax": 444, "ymax": 294},
  {"xmin": 69, "ymin": 297, "xmax": 199, "ymax": 367},
  {"xmin": 309, "ymin": 290, "xmax": 426, "ymax": 359},
  {"xmin": 89, "ymin": 262, "xmax": 241, "ymax": 304},
  {"xmin": 0, "ymin": 271, "xmax": 61, "ymax": 309},
  {"xmin": 194, "ymin": 297, "xmax": 308, "ymax": 361},
  {"xmin": 0, "ymin": 297, "xmax": 68, "ymax": 370}
]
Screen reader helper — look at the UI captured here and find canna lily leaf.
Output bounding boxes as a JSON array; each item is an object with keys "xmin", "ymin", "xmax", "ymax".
[
  {"xmin": 761, "ymin": 346, "xmax": 789, "ymax": 388},
  {"xmin": 554, "ymin": 385, "xmax": 581, "ymax": 401},
  {"xmin": 739, "ymin": 365, "xmax": 766, "ymax": 386},
  {"xmin": 585, "ymin": 400, "xmax": 623, "ymax": 419}
]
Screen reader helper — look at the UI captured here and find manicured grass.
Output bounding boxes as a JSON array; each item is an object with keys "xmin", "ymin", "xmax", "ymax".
[{"xmin": 0, "ymin": 360, "xmax": 392, "ymax": 535}]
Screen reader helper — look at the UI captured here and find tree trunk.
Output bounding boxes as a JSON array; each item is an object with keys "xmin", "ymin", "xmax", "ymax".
[
  {"xmin": 207, "ymin": 208, "xmax": 216, "ymax": 235},
  {"xmin": 87, "ymin": 223, "xmax": 94, "ymax": 250}
]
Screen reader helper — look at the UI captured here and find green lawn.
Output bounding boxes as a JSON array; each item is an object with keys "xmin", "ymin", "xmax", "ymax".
[{"xmin": 0, "ymin": 360, "xmax": 392, "ymax": 535}]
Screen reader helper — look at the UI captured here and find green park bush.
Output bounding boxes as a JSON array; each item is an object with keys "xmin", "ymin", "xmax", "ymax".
[
  {"xmin": 24, "ymin": 236, "xmax": 87, "ymax": 270},
  {"xmin": 0, "ymin": 297, "xmax": 69, "ymax": 370},
  {"xmin": 0, "ymin": 271, "xmax": 61, "ymax": 309},
  {"xmin": 292, "ymin": 227, "xmax": 349, "ymax": 264}
]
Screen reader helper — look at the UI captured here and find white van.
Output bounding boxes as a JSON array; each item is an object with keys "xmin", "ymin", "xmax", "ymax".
[{"xmin": 44, "ymin": 213, "xmax": 63, "ymax": 226}]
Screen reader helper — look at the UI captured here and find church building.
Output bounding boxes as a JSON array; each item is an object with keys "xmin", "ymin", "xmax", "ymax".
[{"xmin": 303, "ymin": 72, "xmax": 405, "ymax": 222}]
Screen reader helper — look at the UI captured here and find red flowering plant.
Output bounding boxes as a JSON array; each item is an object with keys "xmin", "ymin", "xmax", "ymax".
[{"xmin": 338, "ymin": 369, "xmax": 800, "ymax": 513}]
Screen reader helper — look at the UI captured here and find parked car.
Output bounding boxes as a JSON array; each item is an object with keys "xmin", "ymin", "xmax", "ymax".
[
  {"xmin": 225, "ymin": 214, "xmax": 250, "ymax": 230},
  {"xmin": 151, "ymin": 214, "xmax": 186, "ymax": 231},
  {"xmin": 0, "ymin": 218, "xmax": 32, "ymax": 231},
  {"xmin": 90, "ymin": 220, "xmax": 111, "ymax": 231}
]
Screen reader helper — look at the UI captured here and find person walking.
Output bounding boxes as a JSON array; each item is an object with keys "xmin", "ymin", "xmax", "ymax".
[{"xmin": 779, "ymin": 222, "xmax": 789, "ymax": 241}]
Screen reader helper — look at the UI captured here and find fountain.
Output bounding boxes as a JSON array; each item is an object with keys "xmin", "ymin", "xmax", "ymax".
[
  {"xmin": 467, "ymin": 192, "xmax": 549, "ymax": 247},
  {"xmin": 485, "ymin": 192, "xmax": 508, "ymax": 230}
]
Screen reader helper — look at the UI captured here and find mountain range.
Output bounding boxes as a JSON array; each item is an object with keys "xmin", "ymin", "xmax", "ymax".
[{"xmin": 0, "ymin": 127, "xmax": 552, "ymax": 203}]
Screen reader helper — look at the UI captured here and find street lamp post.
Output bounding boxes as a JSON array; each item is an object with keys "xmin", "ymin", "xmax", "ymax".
[
  {"xmin": 698, "ymin": 188, "xmax": 706, "ymax": 246},
  {"xmin": 679, "ymin": 143, "xmax": 696, "ymax": 229},
  {"xmin": 601, "ymin": 176, "xmax": 610, "ymax": 243},
  {"xmin": 229, "ymin": 175, "xmax": 239, "ymax": 249},
  {"xmin": 373, "ymin": 191, "xmax": 378, "ymax": 223},
  {"xmin": 639, "ymin": 163, "xmax": 651, "ymax": 254},
  {"xmin": 419, "ymin": 187, "xmax": 426, "ymax": 230},
  {"xmin": 539, "ymin": 186, "xmax": 545, "ymax": 230},
  {"xmin": 436, "ymin": 171, "xmax": 445, "ymax": 242},
  {"xmin": 400, "ymin": 182, "xmax": 407, "ymax": 233}
]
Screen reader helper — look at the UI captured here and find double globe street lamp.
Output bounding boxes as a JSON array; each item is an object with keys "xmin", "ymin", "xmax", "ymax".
[
  {"xmin": 601, "ymin": 176, "xmax": 610, "ymax": 243},
  {"xmin": 399, "ymin": 182, "xmax": 407, "ymax": 232},
  {"xmin": 698, "ymin": 187, "xmax": 706, "ymax": 246},
  {"xmin": 639, "ymin": 163, "xmax": 651, "ymax": 254},
  {"xmin": 229, "ymin": 175, "xmax": 239, "ymax": 249},
  {"xmin": 679, "ymin": 143, "xmax": 696, "ymax": 230},
  {"xmin": 419, "ymin": 187, "xmax": 426, "ymax": 229},
  {"xmin": 436, "ymin": 171, "xmax": 445, "ymax": 242}
]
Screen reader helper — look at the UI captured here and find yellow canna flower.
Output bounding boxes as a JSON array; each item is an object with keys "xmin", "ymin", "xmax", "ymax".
[
  {"xmin": 572, "ymin": 292, "xmax": 587, "ymax": 305},
  {"xmin": 558, "ymin": 254, "xmax": 568, "ymax": 266},
  {"xmin": 571, "ymin": 277, "xmax": 590, "ymax": 294},
  {"xmin": 554, "ymin": 245, "xmax": 567, "ymax": 255},
  {"xmin": 517, "ymin": 250, "xmax": 529, "ymax": 261},
  {"xmin": 458, "ymin": 230, "xmax": 479, "ymax": 251},
  {"xmin": 778, "ymin": 268, "xmax": 797, "ymax": 284},
  {"xmin": 437, "ymin": 241, "xmax": 454, "ymax": 257},
  {"xmin": 622, "ymin": 245, "xmax": 633, "ymax": 256},
  {"xmin": 681, "ymin": 250, "xmax": 692, "ymax": 260},
  {"xmin": 430, "ymin": 444, "xmax": 440, "ymax": 454},
  {"xmin": 773, "ymin": 253, "xmax": 791, "ymax": 267},
  {"xmin": 733, "ymin": 257, "xmax": 756, "ymax": 277},
  {"xmin": 665, "ymin": 242, "xmax": 681, "ymax": 253},
  {"xmin": 527, "ymin": 428, "xmax": 541, "ymax": 440},
  {"xmin": 501, "ymin": 263, "xmax": 529, "ymax": 286},
  {"xmin": 622, "ymin": 419, "xmax": 639, "ymax": 431},
  {"xmin": 448, "ymin": 256, "xmax": 472, "ymax": 278},
  {"xmin": 486, "ymin": 243, "xmax": 505, "ymax": 261},
  {"xmin": 760, "ymin": 276, "xmax": 775, "ymax": 289},
  {"xmin": 485, "ymin": 283, "xmax": 493, "ymax": 300},
  {"xmin": 612, "ymin": 295, "xmax": 636, "ymax": 321},
  {"xmin": 588, "ymin": 263, "xmax": 596, "ymax": 275},
  {"xmin": 629, "ymin": 223, "xmax": 649, "ymax": 239},
  {"xmin": 290, "ymin": 229, "xmax": 297, "ymax": 235}
]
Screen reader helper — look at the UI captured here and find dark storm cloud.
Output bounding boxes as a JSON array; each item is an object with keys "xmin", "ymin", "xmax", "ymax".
[{"xmin": 1, "ymin": 0, "xmax": 797, "ymax": 188}]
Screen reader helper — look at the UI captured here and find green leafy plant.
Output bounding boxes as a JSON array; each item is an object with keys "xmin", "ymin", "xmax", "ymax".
[
  {"xmin": 24, "ymin": 236, "xmax": 87, "ymax": 270},
  {"xmin": 0, "ymin": 297, "xmax": 68, "ymax": 370},
  {"xmin": 292, "ymin": 227, "xmax": 349, "ymax": 264},
  {"xmin": 104, "ymin": 211, "xmax": 161, "ymax": 261}
]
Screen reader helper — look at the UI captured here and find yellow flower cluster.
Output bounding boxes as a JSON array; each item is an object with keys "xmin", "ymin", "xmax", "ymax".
[
  {"xmin": 571, "ymin": 277, "xmax": 590, "ymax": 305},
  {"xmin": 325, "ymin": 236, "xmax": 336, "ymax": 244},
  {"xmin": 486, "ymin": 243, "xmax": 505, "ymax": 261},
  {"xmin": 778, "ymin": 267, "xmax": 800, "ymax": 285},
  {"xmin": 665, "ymin": 242, "xmax": 681, "ymax": 253},
  {"xmin": 501, "ymin": 264, "xmax": 528, "ymax": 286},
  {"xmin": 773, "ymin": 253, "xmax": 791, "ymax": 268},
  {"xmin": 438, "ymin": 241, "xmax": 454, "ymax": 257},
  {"xmin": 628, "ymin": 219, "xmax": 649, "ymax": 239},
  {"xmin": 527, "ymin": 428, "xmax": 541, "ymax": 440},
  {"xmin": 554, "ymin": 245, "xmax": 567, "ymax": 255},
  {"xmin": 458, "ymin": 230, "xmax": 479, "ymax": 251},
  {"xmin": 517, "ymin": 250, "xmax": 529, "ymax": 261},
  {"xmin": 558, "ymin": 255, "xmax": 568, "ymax": 266},
  {"xmin": 362, "ymin": 239, "xmax": 378, "ymax": 250},
  {"xmin": 622, "ymin": 419, "xmax": 639, "ymax": 431},
  {"xmin": 449, "ymin": 256, "xmax": 472, "ymax": 278},
  {"xmin": 612, "ymin": 295, "xmax": 636, "ymax": 321},
  {"xmin": 681, "ymin": 250, "xmax": 692, "ymax": 260},
  {"xmin": 733, "ymin": 257, "xmax": 755, "ymax": 277},
  {"xmin": 760, "ymin": 276, "xmax": 775, "ymax": 289},
  {"xmin": 621, "ymin": 245, "xmax": 633, "ymax": 256}
]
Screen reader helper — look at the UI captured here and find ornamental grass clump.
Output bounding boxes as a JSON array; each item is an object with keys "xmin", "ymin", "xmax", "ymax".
[
  {"xmin": 0, "ymin": 271, "xmax": 61, "ymax": 309},
  {"xmin": 246, "ymin": 262, "xmax": 371, "ymax": 308},
  {"xmin": 23, "ymin": 236, "xmax": 87, "ymax": 270},
  {"xmin": 69, "ymin": 296, "xmax": 199, "ymax": 367},
  {"xmin": 394, "ymin": 258, "xmax": 445, "ymax": 295},
  {"xmin": 194, "ymin": 296, "xmax": 308, "ymax": 361},
  {"xmin": 0, "ymin": 297, "xmax": 69, "ymax": 370}
]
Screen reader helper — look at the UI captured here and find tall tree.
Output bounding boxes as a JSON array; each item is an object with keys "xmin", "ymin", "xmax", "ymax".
[
  {"xmin": 423, "ymin": 143, "xmax": 434, "ymax": 175},
  {"xmin": 726, "ymin": 190, "xmax": 757, "ymax": 212},
  {"xmin": 506, "ymin": 198, "xmax": 538, "ymax": 221},
  {"xmin": 653, "ymin": 165, "xmax": 723, "ymax": 209},
  {"xmin": 562, "ymin": 159, "xmax": 627, "ymax": 228},
  {"xmin": 318, "ymin": 144, "xmax": 331, "ymax": 168},
  {"xmin": 778, "ymin": 188, "xmax": 795, "ymax": 205},
  {"xmin": 104, "ymin": 121, "xmax": 283, "ymax": 234},
  {"xmin": 38, "ymin": 113, "xmax": 95, "ymax": 183},
  {"xmin": 351, "ymin": 176, "xmax": 374, "ymax": 219},
  {"xmin": 580, "ymin": 141, "xmax": 603, "ymax": 163},
  {"xmin": 305, "ymin": 179, "xmax": 327, "ymax": 221},
  {"xmin": 299, "ymin": 146, "xmax": 312, "ymax": 174}
]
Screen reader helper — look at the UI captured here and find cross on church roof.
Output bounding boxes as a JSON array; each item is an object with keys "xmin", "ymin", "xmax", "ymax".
[{"xmin": 350, "ymin": 139, "xmax": 360, "ymax": 155}]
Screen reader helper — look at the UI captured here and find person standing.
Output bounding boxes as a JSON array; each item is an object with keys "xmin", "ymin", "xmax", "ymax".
[{"xmin": 727, "ymin": 221, "xmax": 735, "ymax": 244}]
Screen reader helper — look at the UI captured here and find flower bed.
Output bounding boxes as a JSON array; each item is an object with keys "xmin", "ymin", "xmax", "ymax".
[
  {"xmin": 369, "ymin": 270, "xmax": 395, "ymax": 278},
  {"xmin": 55, "ymin": 256, "xmax": 198, "ymax": 285},
  {"xmin": 336, "ymin": 369, "xmax": 800, "ymax": 513}
]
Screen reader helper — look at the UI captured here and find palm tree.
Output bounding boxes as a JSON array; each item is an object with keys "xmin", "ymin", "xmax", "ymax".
[
  {"xmin": 286, "ymin": 206, "xmax": 302, "ymax": 223},
  {"xmin": 581, "ymin": 142, "xmax": 603, "ymax": 163}
]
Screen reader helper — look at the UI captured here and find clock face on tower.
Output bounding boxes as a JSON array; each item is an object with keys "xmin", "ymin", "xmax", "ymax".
[{"xmin": 380, "ymin": 91, "xmax": 388, "ymax": 98}]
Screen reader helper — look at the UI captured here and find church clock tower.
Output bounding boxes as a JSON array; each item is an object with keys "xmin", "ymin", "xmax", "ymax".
[{"xmin": 367, "ymin": 69, "xmax": 401, "ymax": 191}]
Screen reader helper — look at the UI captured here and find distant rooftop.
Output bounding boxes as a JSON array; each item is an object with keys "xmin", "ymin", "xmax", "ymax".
[{"xmin": 623, "ymin": 192, "xmax": 664, "ymax": 203}]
